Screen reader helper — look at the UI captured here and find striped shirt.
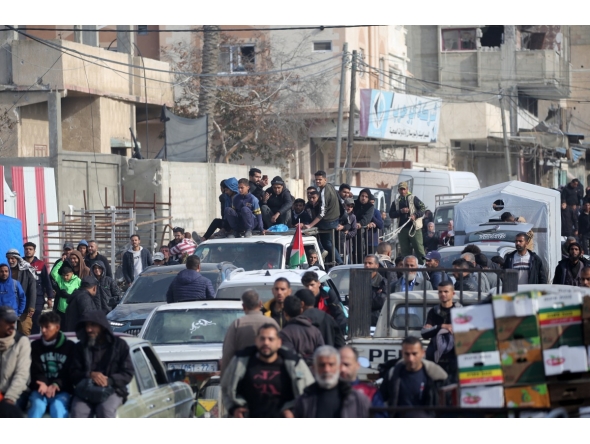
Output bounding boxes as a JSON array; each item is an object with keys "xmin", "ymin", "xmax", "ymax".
[
  {"xmin": 512, "ymin": 251, "xmax": 530, "ymax": 285},
  {"xmin": 170, "ymin": 239, "xmax": 197, "ymax": 257}
]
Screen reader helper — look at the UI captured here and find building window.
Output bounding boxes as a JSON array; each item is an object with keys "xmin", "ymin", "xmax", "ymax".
[
  {"xmin": 34, "ymin": 145, "xmax": 48, "ymax": 157},
  {"xmin": 442, "ymin": 29, "xmax": 477, "ymax": 51},
  {"xmin": 313, "ymin": 41, "xmax": 332, "ymax": 52},
  {"xmin": 389, "ymin": 67, "xmax": 405, "ymax": 91},
  {"xmin": 138, "ymin": 26, "xmax": 148, "ymax": 36},
  {"xmin": 218, "ymin": 45, "xmax": 255, "ymax": 73},
  {"xmin": 379, "ymin": 58, "xmax": 385, "ymax": 89}
]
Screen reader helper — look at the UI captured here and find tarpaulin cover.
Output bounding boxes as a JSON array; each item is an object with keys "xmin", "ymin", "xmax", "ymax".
[
  {"xmin": 157, "ymin": 108, "xmax": 208, "ymax": 162},
  {"xmin": 0, "ymin": 214, "xmax": 24, "ymax": 258},
  {"xmin": 454, "ymin": 181, "xmax": 560, "ymax": 281}
]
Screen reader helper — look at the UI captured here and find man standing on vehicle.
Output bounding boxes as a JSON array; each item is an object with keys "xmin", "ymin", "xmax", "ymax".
[
  {"xmin": 23, "ymin": 242, "xmax": 54, "ymax": 333},
  {"xmin": 389, "ymin": 182, "xmax": 426, "ymax": 263},
  {"xmin": 122, "ymin": 235, "xmax": 153, "ymax": 286},
  {"xmin": 381, "ymin": 336, "xmax": 447, "ymax": 414},
  {"xmin": 294, "ymin": 346, "xmax": 370, "ymax": 418},
  {"xmin": 85, "ymin": 241, "xmax": 112, "ymax": 278},
  {"xmin": 301, "ymin": 271, "xmax": 348, "ymax": 336},
  {"xmin": 69, "ymin": 311, "xmax": 134, "ymax": 418},
  {"xmin": 262, "ymin": 277, "xmax": 292, "ymax": 328},
  {"xmin": 303, "ymin": 171, "xmax": 343, "ymax": 265},
  {"xmin": 421, "ymin": 281, "xmax": 461, "ymax": 383},
  {"xmin": 260, "ymin": 176, "xmax": 294, "ymax": 229},
  {"xmin": 553, "ymin": 241, "xmax": 588, "ymax": 286},
  {"xmin": 364, "ymin": 255, "xmax": 388, "ymax": 327},
  {"xmin": 221, "ymin": 323, "xmax": 314, "ymax": 418},
  {"xmin": 423, "ymin": 251, "xmax": 450, "ymax": 290},
  {"xmin": 503, "ymin": 232, "xmax": 547, "ymax": 285},
  {"xmin": 166, "ymin": 256, "xmax": 215, "ymax": 303},
  {"xmin": 393, "ymin": 256, "xmax": 432, "ymax": 293},
  {"xmin": 0, "ymin": 306, "xmax": 31, "ymax": 409},
  {"xmin": 221, "ymin": 290, "xmax": 279, "ymax": 374}
]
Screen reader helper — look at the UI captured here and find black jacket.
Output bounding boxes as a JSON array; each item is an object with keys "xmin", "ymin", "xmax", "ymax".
[
  {"xmin": 264, "ymin": 188, "xmax": 294, "ymax": 217},
  {"xmin": 371, "ymin": 274, "xmax": 388, "ymax": 327},
  {"xmin": 562, "ymin": 184, "xmax": 582, "ymax": 206},
  {"xmin": 553, "ymin": 257, "xmax": 589, "ymax": 286},
  {"xmin": 316, "ymin": 287, "xmax": 348, "ymax": 336},
  {"xmin": 90, "ymin": 260, "xmax": 121, "ymax": 311},
  {"xmin": 85, "ymin": 253, "xmax": 113, "ymax": 279},
  {"xmin": 30, "ymin": 331, "xmax": 76, "ymax": 393},
  {"xmin": 248, "ymin": 180, "xmax": 264, "ymax": 202},
  {"xmin": 427, "ymin": 268, "xmax": 451, "ymax": 290},
  {"xmin": 454, "ymin": 274, "xmax": 479, "ymax": 292},
  {"xmin": 13, "ymin": 267, "xmax": 37, "ymax": 311},
  {"xmin": 382, "ymin": 360, "xmax": 448, "ymax": 408},
  {"xmin": 503, "ymin": 250, "xmax": 548, "ymax": 284},
  {"xmin": 279, "ymin": 317, "xmax": 324, "ymax": 367},
  {"xmin": 579, "ymin": 211, "xmax": 590, "ymax": 236},
  {"xmin": 561, "ymin": 207, "xmax": 578, "ymax": 236},
  {"xmin": 122, "ymin": 248, "xmax": 153, "ymax": 284},
  {"xmin": 289, "ymin": 209, "xmax": 312, "ymax": 227},
  {"xmin": 294, "ymin": 380, "xmax": 370, "ymax": 418},
  {"xmin": 70, "ymin": 310, "xmax": 134, "ymax": 399},
  {"xmin": 423, "ymin": 234, "xmax": 440, "ymax": 253},
  {"xmin": 353, "ymin": 192, "xmax": 375, "ymax": 227},
  {"xmin": 301, "ymin": 307, "xmax": 346, "ymax": 348},
  {"xmin": 64, "ymin": 288, "xmax": 102, "ymax": 332}
]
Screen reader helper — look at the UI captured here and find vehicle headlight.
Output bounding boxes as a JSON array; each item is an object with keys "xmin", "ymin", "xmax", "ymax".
[{"xmin": 109, "ymin": 321, "xmax": 125, "ymax": 327}]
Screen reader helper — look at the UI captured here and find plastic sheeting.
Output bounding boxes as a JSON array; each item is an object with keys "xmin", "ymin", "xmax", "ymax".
[
  {"xmin": 0, "ymin": 214, "xmax": 23, "ymax": 258},
  {"xmin": 454, "ymin": 181, "xmax": 560, "ymax": 281},
  {"xmin": 157, "ymin": 108, "xmax": 208, "ymax": 162}
]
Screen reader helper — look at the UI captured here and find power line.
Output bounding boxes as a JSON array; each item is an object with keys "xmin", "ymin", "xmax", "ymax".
[{"xmin": 15, "ymin": 25, "xmax": 379, "ymax": 33}]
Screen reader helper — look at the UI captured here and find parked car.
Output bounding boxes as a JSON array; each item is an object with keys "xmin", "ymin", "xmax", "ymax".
[
  {"xmin": 194, "ymin": 233, "xmax": 324, "ymax": 271},
  {"xmin": 214, "ymin": 268, "xmax": 340, "ymax": 302},
  {"xmin": 28, "ymin": 333, "xmax": 195, "ymax": 418},
  {"xmin": 327, "ymin": 264, "xmax": 364, "ymax": 303},
  {"xmin": 138, "ymin": 300, "xmax": 245, "ymax": 417},
  {"xmin": 107, "ymin": 262, "xmax": 236, "ymax": 335}
]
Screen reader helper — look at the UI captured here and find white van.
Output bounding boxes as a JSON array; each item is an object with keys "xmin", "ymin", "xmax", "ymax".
[{"xmin": 395, "ymin": 169, "xmax": 480, "ymax": 211}]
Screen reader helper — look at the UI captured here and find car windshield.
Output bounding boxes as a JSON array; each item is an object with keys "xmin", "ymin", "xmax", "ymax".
[
  {"xmin": 143, "ymin": 309, "xmax": 243, "ymax": 344},
  {"xmin": 466, "ymin": 231, "xmax": 520, "ymax": 243},
  {"xmin": 329, "ymin": 269, "xmax": 354, "ymax": 296},
  {"xmin": 195, "ymin": 243, "xmax": 283, "ymax": 271},
  {"xmin": 434, "ymin": 207, "xmax": 454, "ymax": 225},
  {"xmin": 123, "ymin": 269, "xmax": 221, "ymax": 304},
  {"xmin": 216, "ymin": 284, "xmax": 305, "ymax": 302}
]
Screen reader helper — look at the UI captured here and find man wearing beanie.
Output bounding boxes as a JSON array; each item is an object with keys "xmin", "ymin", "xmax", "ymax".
[
  {"xmin": 260, "ymin": 176, "xmax": 294, "ymax": 229},
  {"xmin": 6, "ymin": 250, "xmax": 37, "ymax": 336}
]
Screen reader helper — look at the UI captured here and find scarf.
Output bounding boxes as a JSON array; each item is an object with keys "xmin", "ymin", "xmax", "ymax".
[
  {"xmin": 6, "ymin": 253, "xmax": 38, "ymax": 281},
  {"xmin": 68, "ymin": 250, "xmax": 90, "ymax": 278},
  {"xmin": 0, "ymin": 331, "xmax": 16, "ymax": 352}
]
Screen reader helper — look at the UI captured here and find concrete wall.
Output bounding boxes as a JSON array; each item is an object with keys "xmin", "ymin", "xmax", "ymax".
[
  {"xmin": 61, "ymin": 96, "xmax": 100, "ymax": 153},
  {"xmin": 98, "ymin": 97, "xmax": 135, "ymax": 154},
  {"xmin": 20, "ymin": 102, "xmax": 49, "ymax": 157}
]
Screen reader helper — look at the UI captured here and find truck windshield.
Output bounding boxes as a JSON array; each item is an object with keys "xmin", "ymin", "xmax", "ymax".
[{"xmin": 195, "ymin": 243, "xmax": 283, "ymax": 271}]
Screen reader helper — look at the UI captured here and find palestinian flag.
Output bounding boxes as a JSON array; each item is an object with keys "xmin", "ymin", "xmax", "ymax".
[{"xmin": 289, "ymin": 224, "xmax": 307, "ymax": 269}]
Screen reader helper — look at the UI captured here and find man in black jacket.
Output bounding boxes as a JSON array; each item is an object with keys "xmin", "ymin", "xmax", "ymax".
[
  {"xmin": 248, "ymin": 168, "xmax": 265, "ymax": 202},
  {"xmin": 70, "ymin": 310, "xmax": 134, "ymax": 418},
  {"xmin": 122, "ymin": 234, "xmax": 153, "ymax": 285},
  {"xmin": 553, "ymin": 242, "xmax": 588, "ymax": 286},
  {"xmin": 561, "ymin": 178, "xmax": 583, "ymax": 209},
  {"xmin": 296, "ymin": 289, "xmax": 345, "ymax": 348},
  {"xmin": 364, "ymin": 255, "xmax": 388, "ymax": 327},
  {"xmin": 90, "ymin": 261, "xmax": 121, "ymax": 311},
  {"xmin": 85, "ymin": 241, "xmax": 112, "ymax": 278},
  {"xmin": 424, "ymin": 251, "xmax": 450, "ymax": 290},
  {"xmin": 381, "ymin": 336, "xmax": 447, "ymax": 415},
  {"xmin": 561, "ymin": 201, "xmax": 578, "ymax": 237},
  {"xmin": 64, "ymin": 276, "xmax": 101, "ymax": 332},
  {"xmin": 301, "ymin": 271, "xmax": 348, "ymax": 335},
  {"xmin": 279, "ymin": 296, "xmax": 324, "ymax": 367},
  {"xmin": 6, "ymin": 249, "xmax": 37, "ymax": 336},
  {"xmin": 421, "ymin": 281, "xmax": 461, "ymax": 383},
  {"xmin": 260, "ymin": 176, "xmax": 294, "ymax": 229},
  {"xmin": 503, "ymin": 232, "xmax": 547, "ymax": 285},
  {"xmin": 294, "ymin": 346, "xmax": 369, "ymax": 418},
  {"xmin": 452, "ymin": 259, "xmax": 479, "ymax": 292},
  {"xmin": 579, "ymin": 201, "xmax": 590, "ymax": 254}
]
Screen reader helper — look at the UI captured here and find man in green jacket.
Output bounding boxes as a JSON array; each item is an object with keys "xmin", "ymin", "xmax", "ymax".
[
  {"xmin": 221, "ymin": 323, "xmax": 314, "ymax": 418},
  {"xmin": 389, "ymin": 182, "xmax": 426, "ymax": 263}
]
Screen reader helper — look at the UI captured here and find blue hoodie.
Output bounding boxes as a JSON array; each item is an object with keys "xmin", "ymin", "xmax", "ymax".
[
  {"xmin": 166, "ymin": 269, "xmax": 216, "ymax": 303},
  {"xmin": 0, "ymin": 263, "xmax": 27, "ymax": 316},
  {"xmin": 222, "ymin": 178, "xmax": 239, "ymax": 215}
]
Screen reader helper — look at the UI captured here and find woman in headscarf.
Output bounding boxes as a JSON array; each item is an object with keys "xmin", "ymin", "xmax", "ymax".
[
  {"xmin": 67, "ymin": 250, "xmax": 90, "ymax": 278},
  {"xmin": 353, "ymin": 189, "xmax": 375, "ymax": 263}
]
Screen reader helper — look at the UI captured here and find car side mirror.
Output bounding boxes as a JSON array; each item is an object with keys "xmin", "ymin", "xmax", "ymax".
[{"xmin": 167, "ymin": 369, "xmax": 186, "ymax": 383}]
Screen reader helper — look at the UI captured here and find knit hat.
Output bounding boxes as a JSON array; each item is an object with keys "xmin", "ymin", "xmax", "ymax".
[{"xmin": 271, "ymin": 176, "xmax": 285, "ymax": 186}]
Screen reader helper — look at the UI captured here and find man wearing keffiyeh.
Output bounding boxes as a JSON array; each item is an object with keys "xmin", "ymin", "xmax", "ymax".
[{"xmin": 6, "ymin": 249, "xmax": 37, "ymax": 336}]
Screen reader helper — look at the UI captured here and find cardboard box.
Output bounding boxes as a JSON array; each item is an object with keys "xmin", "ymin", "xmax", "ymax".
[
  {"xmin": 458, "ymin": 351, "xmax": 503, "ymax": 387},
  {"xmin": 498, "ymin": 338, "xmax": 545, "ymax": 386},
  {"xmin": 451, "ymin": 305, "xmax": 494, "ymax": 333},
  {"xmin": 455, "ymin": 330, "xmax": 497, "ymax": 355},
  {"xmin": 543, "ymin": 346, "xmax": 589, "ymax": 376},
  {"xmin": 495, "ymin": 316, "xmax": 539, "ymax": 342},
  {"xmin": 504, "ymin": 384, "xmax": 550, "ymax": 408},
  {"xmin": 583, "ymin": 296, "xmax": 590, "ymax": 320},
  {"xmin": 549, "ymin": 381, "xmax": 590, "ymax": 412},
  {"xmin": 492, "ymin": 292, "xmax": 539, "ymax": 319},
  {"xmin": 540, "ymin": 324, "xmax": 584, "ymax": 349},
  {"xmin": 460, "ymin": 385, "xmax": 504, "ymax": 408}
]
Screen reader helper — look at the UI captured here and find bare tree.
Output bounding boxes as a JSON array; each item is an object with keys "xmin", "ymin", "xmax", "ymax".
[
  {"xmin": 198, "ymin": 26, "xmax": 220, "ymax": 162},
  {"xmin": 0, "ymin": 108, "xmax": 17, "ymax": 157}
]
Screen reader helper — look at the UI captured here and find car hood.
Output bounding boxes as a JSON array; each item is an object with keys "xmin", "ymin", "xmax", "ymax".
[
  {"xmin": 151, "ymin": 343, "xmax": 223, "ymax": 362},
  {"xmin": 107, "ymin": 302, "xmax": 164, "ymax": 322}
]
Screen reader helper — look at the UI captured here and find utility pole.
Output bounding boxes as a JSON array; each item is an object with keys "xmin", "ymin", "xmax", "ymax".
[
  {"xmin": 199, "ymin": 25, "xmax": 221, "ymax": 162},
  {"xmin": 334, "ymin": 43, "xmax": 348, "ymax": 184},
  {"xmin": 345, "ymin": 50, "xmax": 358, "ymax": 186},
  {"xmin": 499, "ymin": 84, "xmax": 512, "ymax": 181}
]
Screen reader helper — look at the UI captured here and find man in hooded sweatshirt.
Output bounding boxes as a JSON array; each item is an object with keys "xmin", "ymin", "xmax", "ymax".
[
  {"xmin": 279, "ymin": 296, "xmax": 324, "ymax": 367},
  {"xmin": 122, "ymin": 234, "xmax": 153, "ymax": 285},
  {"xmin": 6, "ymin": 249, "xmax": 37, "ymax": 336},
  {"xmin": 353, "ymin": 189, "xmax": 376, "ymax": 264},
  {"xmin": 90, "ymin": 261, "xmax": 121, "ymax": 312},
  {"xmin": 166, "ymin": 256, "xmax": 215, "ymax": 303},
  {"xmin": 64, "ymin": 277, "xmax": 100, "ymax": 333},
  {"xmin": 204, "ymin": 178, "xmax": 238, "ymax": 240},
  {"xmin": 69, "ymin": 310, "xmax": 134, "ymax": 418},
  {"xmin": 0, "ymin": 264, "xmax": 26, "ymax": 318},
  {"xmin": 260, "ymin": 176, "xmax": 294, "ymax": 229},
  {"xmin": 296, "ymin": 289, "xmax": 345, "ymax": 348}
]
